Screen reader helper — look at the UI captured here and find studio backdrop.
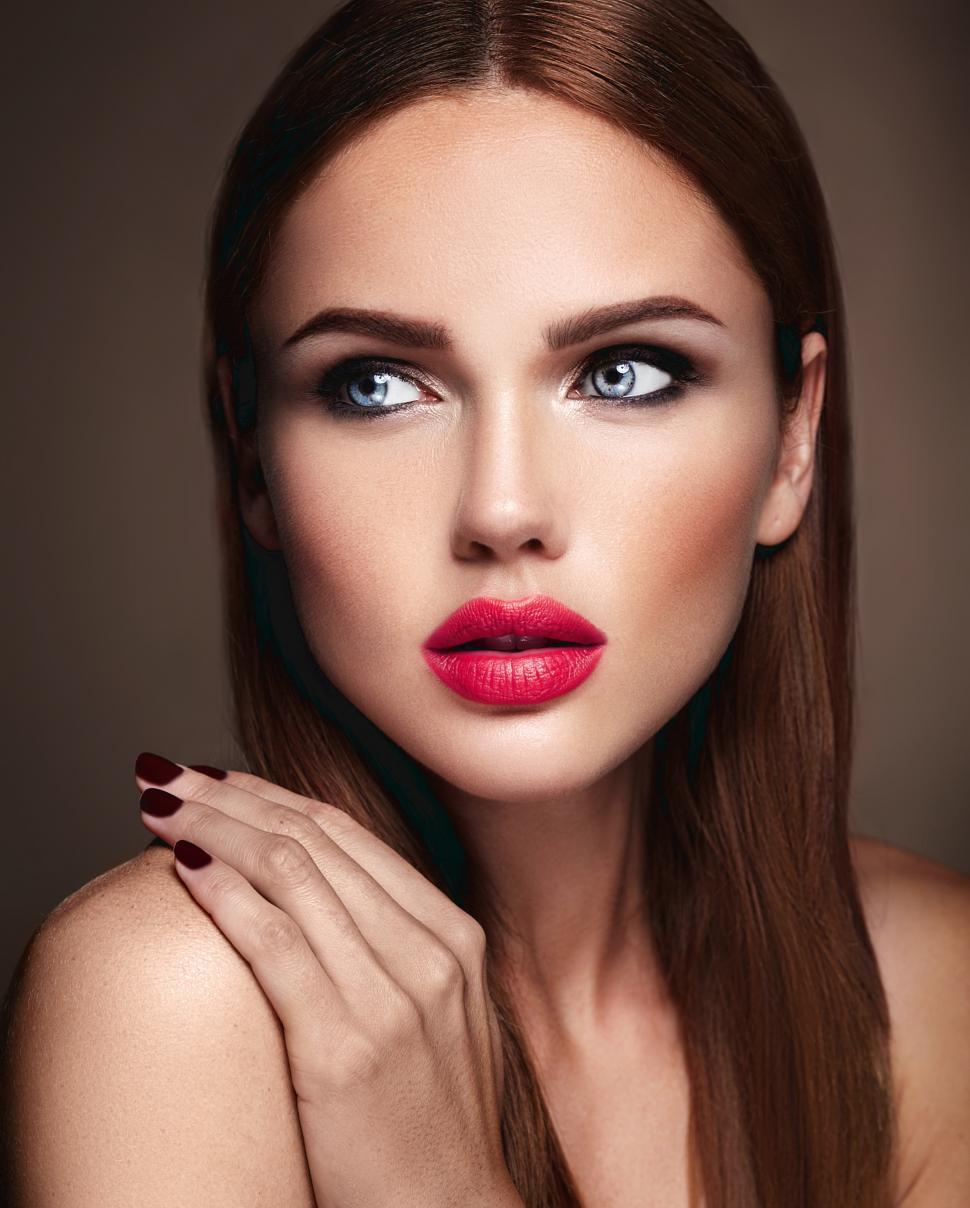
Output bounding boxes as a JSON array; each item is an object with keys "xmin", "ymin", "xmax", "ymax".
[{"xmin": 1, "ymin": 0, "xmax": 967, "ymax": 995}]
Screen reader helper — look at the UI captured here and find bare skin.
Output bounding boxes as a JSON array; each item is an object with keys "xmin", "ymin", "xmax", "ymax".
[
  {"xmin": 234, "ymin": 84, "xmax": 821, "ymax": 1061},
  {"xmin": 4, "ymin": 89, "xmax": 968, "ymax": 1205},
  {"xmin": 6, "ymin": 832, "xmax": 968, "ymax": 1205}
]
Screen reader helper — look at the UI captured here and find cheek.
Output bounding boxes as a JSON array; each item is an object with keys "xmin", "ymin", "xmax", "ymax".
[
  {"xmin": 261, "ymin": 433, "xmax": 433, "ymax": 676},
  {"xmin": 262, "ymin": 398, "xmax": 778, "ymax": 731},
  {"xmin": 612, "ymin": 412, "xmax": 775, "ymax": 696},
  {"xmin": 647, "ymin": 458, "xmax": 761, "ymax": 608}
]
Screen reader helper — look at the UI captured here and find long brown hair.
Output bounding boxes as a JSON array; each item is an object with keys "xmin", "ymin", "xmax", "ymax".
[{"xmin": 202, "ymin": 1, "xmax": 896, "ymax": 1204}]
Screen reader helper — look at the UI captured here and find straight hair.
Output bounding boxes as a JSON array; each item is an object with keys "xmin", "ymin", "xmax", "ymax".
[{"xmin": 202, "ymin": 2, "xmax": 896, "ymax": 1203}]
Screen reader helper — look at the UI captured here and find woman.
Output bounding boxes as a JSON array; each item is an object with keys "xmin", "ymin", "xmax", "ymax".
[{"xmin": 3, "ymin": 0, "xmax": 968, "ymax": 1204}]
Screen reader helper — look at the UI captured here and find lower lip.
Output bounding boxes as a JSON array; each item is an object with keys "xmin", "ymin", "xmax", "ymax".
[{"xmin": 421, "ymin": 644, "xmax": 605, "ymax": 705}]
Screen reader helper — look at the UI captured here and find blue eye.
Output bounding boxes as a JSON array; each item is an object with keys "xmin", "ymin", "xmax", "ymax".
[
  {"xmin": 312, "ymin": 361, "xmax": 426, "ymax": 418},
  {"xmin": 312, "ymin": 343, "xmax": 700, "ymax": 420},
  {"xmin": 573, "ymin": 344, "xmax": 701, "ymax": 407}
]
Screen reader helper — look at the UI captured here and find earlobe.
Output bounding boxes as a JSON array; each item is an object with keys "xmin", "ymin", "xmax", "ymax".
[
  {"xmin": 215, "ymin": 354, "xmax": 282, "ymax": 551},
  {"xmin": 755, "ymin": 330, "xmax": 827, "ymax": 549}
]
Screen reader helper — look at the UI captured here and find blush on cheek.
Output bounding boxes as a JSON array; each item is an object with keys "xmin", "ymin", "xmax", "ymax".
[
  {"xmin": 665, "ymin": 408, "xmax": 777, "ymax": 613},
  {"xmin": 639, "ymin": 458, "xmax": 766, "ymax": 688}
]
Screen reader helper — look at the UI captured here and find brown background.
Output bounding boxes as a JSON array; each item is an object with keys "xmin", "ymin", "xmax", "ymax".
[{"xmin": 2, "ymin": 0, "xmax": 967, "ymax": 998}]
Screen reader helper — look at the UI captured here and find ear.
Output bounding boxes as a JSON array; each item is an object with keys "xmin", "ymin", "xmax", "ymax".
[
  {"xmin": 755, "ymin": 330, "xmax": 827, "ymax": 548},
  {"xmin": 215, "ymin": 355, "xmax": 282, "ymax": 551}
]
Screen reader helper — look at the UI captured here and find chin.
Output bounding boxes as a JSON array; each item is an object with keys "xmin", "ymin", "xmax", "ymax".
[{"xmin": 411, "ymin": 714, "xmax": 654, "ymax": 807}]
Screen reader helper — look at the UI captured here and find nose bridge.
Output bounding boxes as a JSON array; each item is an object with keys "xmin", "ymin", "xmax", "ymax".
[{"xmin": 451, "ymin": 385, "xmax": 568, "ymax": 563}]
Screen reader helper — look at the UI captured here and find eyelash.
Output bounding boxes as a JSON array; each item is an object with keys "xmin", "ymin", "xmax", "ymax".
[{"xmin": 310, "ymin": 342, "xmax": 703, "ymax": 421}]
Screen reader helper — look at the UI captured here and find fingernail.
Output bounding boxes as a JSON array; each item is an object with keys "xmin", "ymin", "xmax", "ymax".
[
  {"xmin": 140, "ymin": 787, "xmax": 183, "ymax": 817},
  {"xmin": 174, "ymin": 839, "xmax": 212, "ymax": 869},
  {"xmin": 188, "ymin": 763, "xmax": 227, "ymax": 780},
  {"xmin": 135, "ymin": 751, "xmax": 182, "ymax": 785}
]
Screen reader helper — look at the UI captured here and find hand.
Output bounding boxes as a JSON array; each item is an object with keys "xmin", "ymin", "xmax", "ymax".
[{"xmin": 134, "ymin": 755, "xmax": 521, "ymax": 1208}]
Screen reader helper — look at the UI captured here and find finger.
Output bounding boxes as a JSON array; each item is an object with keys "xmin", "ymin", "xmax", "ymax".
[
  {"xmin": 140, "ymin": 762, "xmax": 499, "ymax": 1103},
  {"xmin": 136, "ymin": 758, "xmax": 486, "ymax": 969},
  {"xmin": 137, "ymin": 760, "xmax": 451, "ymax": 959},
  {"xmin": 168, "ymin": 836, "xmax": 347, "ymax": 1048},
  {"xmin": 140, "ymin": 789, "xmax": 402, "ymax": 1002}
]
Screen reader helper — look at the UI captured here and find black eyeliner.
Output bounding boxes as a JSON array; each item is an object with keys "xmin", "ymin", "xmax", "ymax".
[
  {"xmin": 310, "ymin": 355, "xmax": 424, "ymax": 421},
  {"xmin": 311, "ymin": 341, "xmax": 704, "ymax": 420},
  {"xmin": 573, "ymin": 341, "xmax": 703, "ymax": 409}
]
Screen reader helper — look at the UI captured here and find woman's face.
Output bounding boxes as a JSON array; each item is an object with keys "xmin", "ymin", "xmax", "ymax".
[{"xmin": 230, "ymin": 87, "xmax": 823, "ymax": 805}]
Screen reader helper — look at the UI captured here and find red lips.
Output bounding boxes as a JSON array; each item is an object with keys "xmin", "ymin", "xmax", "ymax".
[
  {"xmin": 423, "ymin": 594, "xmax": 607, "ymax": 651},
  {"xmin": 421, "ymin": 594, "xmax": 607, "ymax": 706}
]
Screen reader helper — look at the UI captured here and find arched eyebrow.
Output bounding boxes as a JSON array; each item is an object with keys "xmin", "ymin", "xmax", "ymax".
[{"xmin": 279, "ymin": 294, "xmax": 724, "ymax": 354}]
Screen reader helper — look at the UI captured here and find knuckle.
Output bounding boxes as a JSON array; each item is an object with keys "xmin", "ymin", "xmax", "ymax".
[
  {"xmin": 271, "ymin": 807, "xmax": 322, "ymax": 847},
  {"xmin": 453, "ymin": 917, "xmax": 488, "ymax": 961},
  {"xmin": 423, "ymin": 941, "xmax": 465, "ymax": 995},
  {"xmin": 323, "ymin": 989, "xmax": 421, "ymax": 1088},
  {"xmin": 383, "ymin": 983, "xmax": 422, "ymax": 1034},
  {"xmin": 204, "ymin": 870, "xmax": 238, "ymax": 904},
  {"xmin": 257, "ymin": 834, "xmax": 315, "ymax": 886},
  {"xmin": 331, "ymin": 1030, "xmax": 383, "ymax": 1086},
  {"xmin": 254, "ymin": 910, "xmax": 303, "ymax": 956}
]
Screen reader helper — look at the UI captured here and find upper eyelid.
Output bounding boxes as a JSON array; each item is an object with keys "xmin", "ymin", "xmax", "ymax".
[{"xmin": 315, "ymin": 341, "xmax": 698, "ymax": 397}]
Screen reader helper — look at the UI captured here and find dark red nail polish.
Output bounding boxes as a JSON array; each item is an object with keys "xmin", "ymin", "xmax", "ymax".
[
  {"xmin": 140, "ymin": 787, "xmax": 183, "ymax": 816},
  {"xmin": 188, "ymin": 763, "xmax": 227, "ymax": 780},
  {"xmin": 135, "ymin": 751, "xmax": 182, "ymax": 785},
  {"xmin": 174, "ymin": 839, "xmax": 212, "ymax": 869}
]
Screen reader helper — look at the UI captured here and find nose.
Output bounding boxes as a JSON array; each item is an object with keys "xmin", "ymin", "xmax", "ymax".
[{"xmin": 449, "ymin": 392, "xmax": 569, "ymax": 565}]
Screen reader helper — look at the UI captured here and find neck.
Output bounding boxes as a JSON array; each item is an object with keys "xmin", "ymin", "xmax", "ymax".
[{"xmin": 425, "ymin": 741, "xmax": 660, "ymax": 1052}]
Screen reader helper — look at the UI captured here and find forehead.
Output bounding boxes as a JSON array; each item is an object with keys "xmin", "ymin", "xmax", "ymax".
[{"xmin": 252, "ymin": 88, "xmax": 768, "ymax": 346}]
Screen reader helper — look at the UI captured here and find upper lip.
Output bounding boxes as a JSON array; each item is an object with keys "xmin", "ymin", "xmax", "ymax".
[{"xmin": 423, "ymin": 593, "xmax": 607, "ymax": 651}]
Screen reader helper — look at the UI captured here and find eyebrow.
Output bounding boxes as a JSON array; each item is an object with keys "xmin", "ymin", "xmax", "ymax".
[{"xmin": 279, "ymin": 294, "xmax": 725, "ymax": 354}]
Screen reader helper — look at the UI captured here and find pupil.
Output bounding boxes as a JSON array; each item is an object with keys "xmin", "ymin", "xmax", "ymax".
[{"xmin": 348, "ymin": 371, "xmax": 389, "ymax": 407}]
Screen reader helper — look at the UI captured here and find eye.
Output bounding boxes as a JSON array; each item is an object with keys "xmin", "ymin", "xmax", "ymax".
[
  {"xmin": 570, "ymin": 343, "xmax": 700, "ymax": 407},
  {"xmin": 312, "ymin": 358, "xmax": 429, "ymax": 419},
  {"xmin": 311, "ymin": 341, "xmax": 701, "ymax": 420}
]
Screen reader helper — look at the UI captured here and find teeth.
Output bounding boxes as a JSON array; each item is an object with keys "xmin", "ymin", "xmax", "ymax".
[{"xmin": 451, "ymin": 634, "xmax": 578, "ymax": 652}]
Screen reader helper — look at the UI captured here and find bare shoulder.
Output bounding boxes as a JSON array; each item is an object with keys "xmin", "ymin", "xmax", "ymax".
[
  {"xmin": 1, "ymin": 843, "xmax": 315, "ymax": 1207},
  {"xmin": 850, "ymin": 833, "xmax": 970, "ymax": 1004},
  {"xmin": 849, "ymin": 832, "xmax": 970, "ymax": 1205}
]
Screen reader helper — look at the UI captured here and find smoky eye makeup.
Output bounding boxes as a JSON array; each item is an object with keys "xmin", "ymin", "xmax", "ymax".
[
  {"xmin": 305, "ymin": 339, "xmax": 709, "ymax": 422},
  {"xmin": 572, "ymin": 341, "xmax": 705, "ymax": 407}
]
